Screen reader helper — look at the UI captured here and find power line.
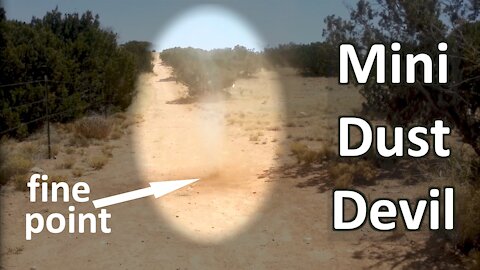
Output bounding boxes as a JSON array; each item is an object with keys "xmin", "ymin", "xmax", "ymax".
[
  {"xmin": 1, "ymin": 78, "xmax": 110, "ymax": 137},
  {"xmin": 0, "ymin": 80, "xmax": 44, "ymax": 88},
  {"xmin": 5, "ymin": 86, "xmax": 95, "ymax": 111},
  {"xmin": 8, "ymin": 98, "xmax": 46, "ymax": 110},
  {"xmin": 0, "ymin": 102, "xmax": 94, "ymax": 135},
  {"xmin": 0, "ymin": 115, "xmax": 48, "ymax": 135}
]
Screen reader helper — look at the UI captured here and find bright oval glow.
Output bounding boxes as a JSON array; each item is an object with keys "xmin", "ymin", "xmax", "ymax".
[
  {"xmin": 154, "ymin": 5, "xmax": 265, "ymax": 51},
  {"xmin": 131, "ymin": 5, "xmax": 284, "ymax": 244}
]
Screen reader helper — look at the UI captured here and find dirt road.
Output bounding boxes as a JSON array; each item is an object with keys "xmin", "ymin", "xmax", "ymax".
[{"xmin": 1, "ymin": 55, "xmax": 440, "ymax": 269}]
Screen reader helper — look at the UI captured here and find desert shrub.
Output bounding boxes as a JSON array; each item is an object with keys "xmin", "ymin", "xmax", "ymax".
[
  {"xmin": 74, "ymin": 116, "xmax": 111, "ymax": 140},
  {"xmin": 300, "ymin": 150, "xmax": 319, "ymax": 165},
  {"xmin": 290, "ymin": 142, "xmax": 336, "ymax": 165},
  {"xmin": 67, "ymin": 135, "xmax": 89, "ymax": 147},
  {"xmin": 109, "ymin": 128, "xmax": 123, "ymax": 140},
  {"xmin": 448, "ymin": 154, "xmax": 480, "ymax": 184},
  {"xmin": 0, "ymin": 153, "xmax": 33, "ymax": 186},
  {"xmin": 328, "ymin": 160, "xmax": 377, "ymax": 188},
  {"xmin": 72, "ymin": 167, "xmax": 83, "ymax": 177},
  {"xmin": 455, "ymin": 187, "xmax": 480, "ymax": 253},
  {"xmin": 329, "ymin": 162, "xmax": 353, "ymax": 179},
  {"xmin": 335, "ymin": 174, "xmax": 354, "ymax": 189},
  {"xmin": 12, "ymin": 174, "xmax": 29, "ymax": 191},
  {"xmin": 57, "ymin": 156, "xmax": 75, "ymax": 169},
  {"xmin": 88, "ymin": 155, "xmax": 108, "ymax": 170},
  {"xmin": 102, "ymin": 145, "xmax": 114, "ymax": 157},
  {"xmin": 353, "ymin": 160, "xmax": 378, "ymax": 184},
  {"xmin": 19, "ymin": 142, "xmax": 36, "ymax": 156},
  {"xmin": 317, "ymin": 144, "xmax": 336, "ymax": 160},
  {"xmin": 445, "ymin": 152, "xmax": 480, "ymax": 255},
  {"xmin": 290, "ymin": 142, "xmax": 309, "ymax": 160}
]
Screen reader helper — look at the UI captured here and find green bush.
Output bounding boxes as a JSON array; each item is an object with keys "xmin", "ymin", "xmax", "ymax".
[
  {"xmin": 0, "ymin": 8, "xmax": 152, "ymax": 138},
  {"xmin": 121, "ymin": 41, "xmax": 154, "ymax": 73},
  {"xmin": 264, "ymin": 42, "xmax": 338, "ymax": 77}
]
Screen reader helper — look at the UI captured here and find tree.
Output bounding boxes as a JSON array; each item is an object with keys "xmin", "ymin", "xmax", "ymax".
[
  {"xmin": 160, "ymin": 46, "xmax": 261, "ymax": 97},
  {"xmin": 324, "ymin": 0, "xmax": 480, "ymax": 155},
  {"xmin": 264, "ymin": 42, "xmax": 338, "ymax": 77},
  {"xmin": 0, "ymin": 9, "xmax": 152, "ymax": 137},
  {"xmin": 121, "ymin": 41, "xmax": 153, "ymax": 73}
]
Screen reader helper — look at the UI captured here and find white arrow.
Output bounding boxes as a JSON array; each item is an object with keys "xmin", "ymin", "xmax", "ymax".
[{"xmin": 92, "ymin": 179, "xmax": 199, "ymax": 208}]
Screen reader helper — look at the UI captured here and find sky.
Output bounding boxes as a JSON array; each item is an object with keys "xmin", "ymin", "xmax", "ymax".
[{"xmin": 3, "ymin": 0, "xmax": 355, "ymax": 51}]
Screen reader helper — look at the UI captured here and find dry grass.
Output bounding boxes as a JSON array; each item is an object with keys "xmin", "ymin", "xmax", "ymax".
[
  {"xmin": 334, "ymin": 174, "xmax": 354, "ymax": 189},
  {"xmin": 57, "ymin": 122, "xmax": 75, "ymax": 134},
  {"xmin": 55, "ymin": 156, "xmax": 75, "ymax": 170},
  {"xmin": 6, "ymin": 246, "xmax": 24, "ymax": 255},
  {"xmin": 0, "ymin": 153, "xmax": 33, "ymax": 187},
  {"xmin": 50, "ymin": 144, "xmax": 60, "ymax": 157},
  {"xmin": 74, "ymin": 116, "xmax": 111, "ymax": 140},
  {"xmin": 18, "ymin": 142, "xmax": 36, "ymax": 156},
  {"xmin": 12, "ymin": 174, "xmax": 29, "ymax": 191},
  {"xmin": 88, "ymin": 155, "xmax": 108, "ymax": 170},
  {"xmin": 102, "ymin": 145, "xmax": 114, "ymax": 158},
  {"xmin": 64, "ymin": 147, "xmax": 75, "ymax": 155},
  {"xmin": 49, "ymin": 173, "xmax": 69, "ymax": 183},
  {"xmin": 290, "ymin": 142, "xmax": 335, "ymax": 165},
  {"xmin": 291, "ymin": 142, "xmax": 321, "ymax": 165},
  {"xmin": 109, "ymin": 128, "xmax": 123, "ymax": 140},
  {"xmin": 17, "ymin": 141, "xmax": 58, "ymax": 159},
  {"xmin": 328, "ymin": 160, "xmax": 377, "ymax": 188},
  {"xmin": 71, "ymin": 167, "xmax": 83, "ymax": 177},
  {"xmin": 67, "ymin": 135, "xmax": 89, "ymax": 147}
]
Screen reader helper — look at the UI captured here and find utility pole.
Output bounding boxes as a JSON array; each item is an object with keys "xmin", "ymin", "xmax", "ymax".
[{"xmin": 44, "ymin": 75, "xmax": 51, "ymax": 159}]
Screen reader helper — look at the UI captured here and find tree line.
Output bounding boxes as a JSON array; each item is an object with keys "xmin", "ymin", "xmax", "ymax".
[
  {"xmin": 264, "ymin": 42, "xmax": 338, "ymax": 77},
  {"xmin": 160, "ymin": 46, "xmax": 261, "ymax": 98},
  {"xmin": 0, "ymin": 8, "xmax": 152, "ymax": 138}
]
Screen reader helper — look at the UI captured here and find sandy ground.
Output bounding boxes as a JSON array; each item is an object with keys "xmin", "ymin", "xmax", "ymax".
[{"xmin": 0, "ymin": 55, "xmax": 463, "ymax": 269}]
